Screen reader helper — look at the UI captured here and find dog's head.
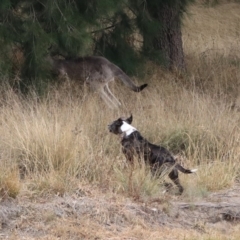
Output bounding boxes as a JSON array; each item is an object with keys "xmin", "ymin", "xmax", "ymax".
[{"xmin": 108, "ymin": 115, "xmax": 134, "ymax": 135}]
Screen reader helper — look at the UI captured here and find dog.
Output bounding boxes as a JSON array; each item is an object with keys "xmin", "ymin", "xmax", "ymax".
[
  {"xmin": 49, "ymin": 56, "xmax": 148, "ymax": 108},
  {"xmin": 108, "ymin": 115, "xmax": 197, "ymax": 194}
]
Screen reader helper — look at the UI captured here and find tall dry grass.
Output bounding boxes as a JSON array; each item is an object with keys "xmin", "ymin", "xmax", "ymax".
[
  {"xmin": 0, "ymin": 69, "xmax": 239, "ymax": 200},
  {"xmin": 0, "ymin": 2, "xmax": 240, "ymax": 202},
  {"xmin": 182, "ymin": 2, "xmax": 240, "ymax": 102}
]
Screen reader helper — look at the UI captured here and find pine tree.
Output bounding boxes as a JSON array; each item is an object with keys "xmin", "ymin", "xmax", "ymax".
[
  {"xmin": 93, "ymin": 0, "xmax": 195, "ymax": 72},
  {"xmin": 0, "ymin": 0, "xmax": 123, "ymax": 88},
  {"xmin": 0, "ymin": 0, "xmax": 194, "ymax": 92},
  {"xmin": 127, "ymin": 0, "xmax": 195, "ymax": 71}
]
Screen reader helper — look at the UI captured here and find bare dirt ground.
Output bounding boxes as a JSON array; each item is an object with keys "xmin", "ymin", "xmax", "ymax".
[{"xmin": 1, "ymin": 183, "xmax": 240, "ymax": 240}]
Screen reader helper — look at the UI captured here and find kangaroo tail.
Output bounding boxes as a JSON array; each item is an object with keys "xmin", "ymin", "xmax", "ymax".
[
  {"xmin": 176, "ymin": 164, "xmax": 198, "ymax": 174},
  {"xmin": 137, "ymin": 83, "xmax": 148, "ymax": 92},
  {"xmin": 113, "ymin": 65, "xmax": 148, "ymax": 92}
]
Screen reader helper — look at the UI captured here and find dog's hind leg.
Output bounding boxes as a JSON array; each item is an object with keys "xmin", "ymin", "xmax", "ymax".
[{"xmin": 168, "ymin": 169, "xmax": 184, "ymax": 194}]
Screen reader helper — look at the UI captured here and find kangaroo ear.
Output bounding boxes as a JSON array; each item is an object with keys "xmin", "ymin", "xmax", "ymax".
[{"xmin": 126, "ymin": 114, "xmax": 133, "ymax": 124}]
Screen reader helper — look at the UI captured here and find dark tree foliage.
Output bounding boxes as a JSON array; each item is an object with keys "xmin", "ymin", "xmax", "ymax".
[
  {"xmin": 0, "ymin": 0, "xmax": 194, "ymax": 91},
  {"xmin": 0, "ymin": 0, "xmax": 122, "ymax": 83},
  {"xmin": 95, "ymin": 0, "xmax": 194, "ymax": 72}
]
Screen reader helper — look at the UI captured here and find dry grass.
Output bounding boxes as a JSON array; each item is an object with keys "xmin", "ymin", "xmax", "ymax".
[
  {"xmin": 0, "ymin": 1, "xmax": 240, "ymax": 239},
  {"xmin": 0, "ymin": 67, "xmax": 239, "ymax": 199},
  {"xmin": 182, "ymin": 2, "xmax": 240, "ymax": 102}
]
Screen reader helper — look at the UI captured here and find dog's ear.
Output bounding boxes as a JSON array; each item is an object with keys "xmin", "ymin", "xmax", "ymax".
[{"xmin": 125, "ymin": 114, "xmax": 133, "ymax": 124}]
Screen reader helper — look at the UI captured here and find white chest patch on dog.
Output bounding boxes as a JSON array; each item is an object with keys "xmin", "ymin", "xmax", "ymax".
[{"xmin": 120, "ymin": 121, "xmax": 137, "ymax": 136}]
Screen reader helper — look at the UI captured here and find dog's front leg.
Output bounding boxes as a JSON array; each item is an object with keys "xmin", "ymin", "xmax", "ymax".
[
  {"xmin": 122, "ymin": 148, "xmax": 134, "ymax": 165},
  {"xmin": 121, "ymin": 141, "xmax": 135, "ymax": 165},
  {"xmin": 122, "ymin": 149, "xmax": 135, "ymax": 194}
]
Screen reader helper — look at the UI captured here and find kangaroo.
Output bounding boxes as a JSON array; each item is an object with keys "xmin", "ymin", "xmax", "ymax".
[{"xmin": 50, "ymin": 56, "xmax": 148, "ymax": 108}]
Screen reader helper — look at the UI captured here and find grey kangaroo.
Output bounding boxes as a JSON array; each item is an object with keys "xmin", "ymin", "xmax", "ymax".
[
  {"xmin": 108, "ymin": 115, "xmax": 197, "ymax": 194},
  {"xmin": 50, "ymin": 56, "xmax": 148, "ymax": 108}
]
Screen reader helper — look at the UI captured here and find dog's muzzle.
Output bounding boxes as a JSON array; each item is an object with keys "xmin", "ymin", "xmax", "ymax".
[
  {"xmin": 108, "ymin": 124, "xmax": 120, "ymax": 135},
  {"xmin": 108, "ymin": 125, "xmax": 113, "ymax": 132}
]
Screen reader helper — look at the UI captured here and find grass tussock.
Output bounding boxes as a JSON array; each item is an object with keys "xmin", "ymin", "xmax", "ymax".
[
  {"xmin": 113, "ymin": 159, "xmax": 167, "ymax": 200},
  {"xmin": 0, "ymin": 167, "xmax": 21, "ymax": 199}
]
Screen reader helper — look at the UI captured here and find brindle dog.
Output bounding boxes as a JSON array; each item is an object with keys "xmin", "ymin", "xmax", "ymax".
[{"xmin": 108, "ymin": 115, "xmax": 197, "ymax": 194}]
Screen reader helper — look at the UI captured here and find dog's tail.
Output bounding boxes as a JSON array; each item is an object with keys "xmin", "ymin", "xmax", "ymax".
[
  {"xmin": 113, "ymin": 65, "xmax": 148, "ymax": 92},
  {"xmin": 176, "ymin": 164, "xmax": 198, "ymax": 174}
]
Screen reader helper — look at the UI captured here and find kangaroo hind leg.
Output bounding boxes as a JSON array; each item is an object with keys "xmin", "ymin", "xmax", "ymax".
[
  {"xmin": 90, "ymin": 80, "xmax": 119, "ymax": 109},
  {"xmin": 100, "ymin": 87, "xmax": 119, "ymax": 108},
  {"xmin": 103, "ymin": 83, "xmax": 121, "ymax": 107}
]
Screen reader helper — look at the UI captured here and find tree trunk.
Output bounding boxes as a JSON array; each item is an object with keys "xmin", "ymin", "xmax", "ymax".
[{"xmin": 151, "ymin": 4, "xmax": 186, "ymax": 71}]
